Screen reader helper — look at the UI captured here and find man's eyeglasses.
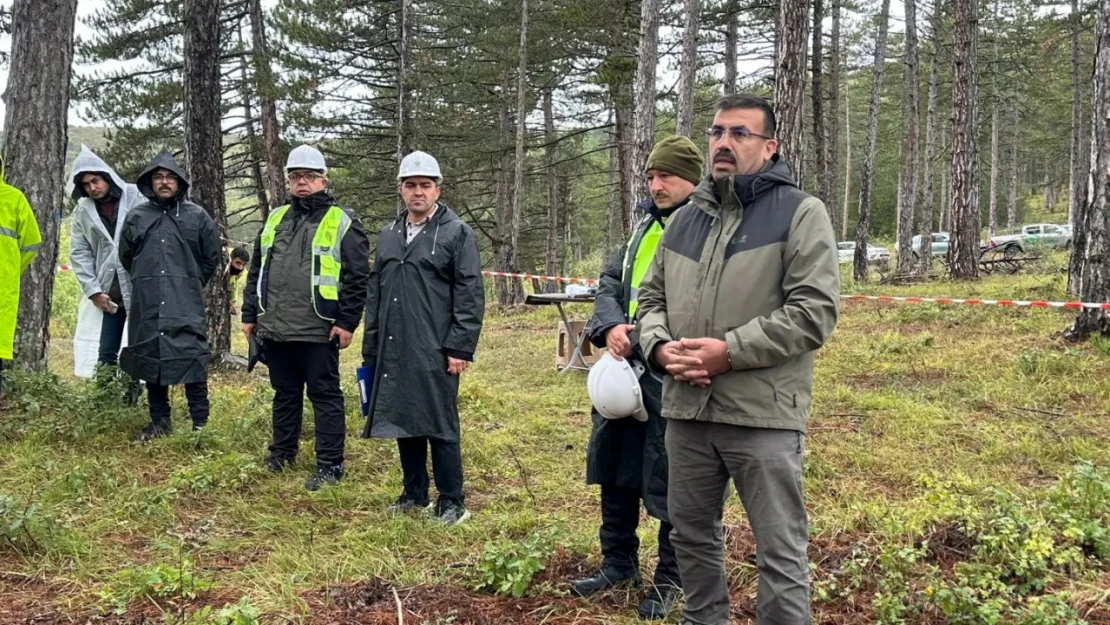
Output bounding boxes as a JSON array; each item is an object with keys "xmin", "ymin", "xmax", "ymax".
[
  {"xmin": 707, "ymin": 125, "xmax": 774, "ymax": 141},
  {"xmin": 152, "ymin": 174, "xmax": 177, "ymax": 183},
  {"xmin": 287, "ymin": 172, "xmax": 325, "ymax": 182}
]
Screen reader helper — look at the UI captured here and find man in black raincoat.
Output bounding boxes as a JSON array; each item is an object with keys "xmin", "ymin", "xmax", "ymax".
[
  {"xmin": 572, "ymin": 136, "xmax": 704, "ymax": 620},
  {"xmin": 118, "ymin": 150, "xmax": 222, "ymax": 441},
  {"xmin": 362, "ymin": 150, "xmax": 484, "ymax": 526}
]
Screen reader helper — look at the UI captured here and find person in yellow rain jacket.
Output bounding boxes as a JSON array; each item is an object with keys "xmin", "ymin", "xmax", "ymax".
[{"xmin": 0, "ymin": 154, "xmax": 43, "ymax": 395}]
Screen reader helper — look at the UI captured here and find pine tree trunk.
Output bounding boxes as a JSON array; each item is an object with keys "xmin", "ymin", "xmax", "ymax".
[
  {"xmin": 725, "ymin": 0, "xmax": 738, "ymax": 93},
  {"xmin": 248, "ymin": 0, "xmax": 284, "ymax": 215},
  {"xmin": 1067, "ymin": 0, "xmax": 1110, "ymax": 339},
  {"xmin": 1069, "ymin": 0, "xmax": 1085, "ymax": 228},
  {"xmin": 853, "ymin": 0, "xmax": 891, "ymax": 282},
  {"xmin": 396, "ymin": 0, "xmax": 416, "ymax": 217},
  {"xmin": 1006, "ymin": 103, "xmax": 1019, "ymax": 229},
  {"xmin": 941, "ymin": 121, "xmax": 950, "ymax": 231},
  {"xmin": 494, "ymin": 71, "xmax": 518, "ymax": 304},
  {"xmin": 184, "ymin": 0, "xmax": 231, "ymax": 360},
  {"xmin": 238, "ymin": 30, "xmax": 270, "ymax": 219},
  {"xmin": 675, "ymin": 0, "xmax": 700, "ymax": 137},
  {"xmin": 497, "ymin": 1, "xmax": 529, "ymax": 307},
  {"xmin": 918, "ymin": 0, "xmax": 942, "ymax": 272},
  {"xmin": 774, "ymin": 0, "xmax": 810, "ymax": 184},
  {"xmin": 828, "ymin": 0, "xmax": 842, "ymax": 235},
  {"xmin": 841, "ymin": 88, "xmax": 852, "ymax": 240},
  {"xmin": 948, "ymin": 0, "xmax": 980, "ymax": 279},
  {"xmin": 987, "ymin": 0, "xmax": 1001, "ymax": 239},
  {"xmin": 5, "ymin": 0, "xmax": 77, "ymax": 372},
  {"xmin": 897, "ymin": 0, "xmax": 921, "ymax": 272},
  {"xmin": 632, "ymin": 0, "xmax": 661, "ymax": 206},
  {"xmin": 543, "ymin": 89, "xmax": 560, "ymax": 294},
  {"xmin": 616, "ymin": 89, "xmax": 636, "ymax": 235},
  {"xmin": 812, "ymin": 0, "xmax": 830, "ymax": 207}
]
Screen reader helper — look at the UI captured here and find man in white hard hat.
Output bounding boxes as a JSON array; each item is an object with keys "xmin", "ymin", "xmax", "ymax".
[
  {"xmin": 241, "ymin": 144, "xmax": 371, "ymax": 491},
  {"xmin": 573, "ymin": 136, "xmax": 704, "ymax": 620},
  {"xmin": 361, "ymin": 150, "xmax": 485, "ymax": 526}
]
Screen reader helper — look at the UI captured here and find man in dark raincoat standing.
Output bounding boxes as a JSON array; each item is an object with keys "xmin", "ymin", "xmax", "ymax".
[
  {"xmin": 119, "ymin": 150, "xmax": 222, "ymax": 441},
  {"xmin": 362, "ymin": 150, "xmax": 484, "ymax": 526},
  {"xmin": 572, "ymin": 136, "xmax": 704, "ymax": 620}
]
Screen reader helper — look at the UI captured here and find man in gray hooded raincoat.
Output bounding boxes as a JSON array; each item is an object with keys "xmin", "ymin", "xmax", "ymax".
[
  {"xmin": 118, "ymin": 150, "xmax": 222, "ymax": 441},
  {"xmin": 69, "ymin": 146, "xmax": 144, "ymax": 396}
]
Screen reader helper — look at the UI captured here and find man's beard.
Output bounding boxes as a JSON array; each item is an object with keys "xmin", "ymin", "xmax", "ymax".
[{"xmin": 229, "ymin": 266, "xmax": 244, "ymax": 276}]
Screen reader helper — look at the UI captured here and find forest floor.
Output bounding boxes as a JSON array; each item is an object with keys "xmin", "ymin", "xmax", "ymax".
[{"xmin": 1, "ymin": 257, "xmax": 1109, "ymax": 624}]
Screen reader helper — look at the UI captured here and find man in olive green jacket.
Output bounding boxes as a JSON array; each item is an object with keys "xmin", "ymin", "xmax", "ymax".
[{"xmin": 637, "ymin": 94, "xmax": 840, "ymax": 625}]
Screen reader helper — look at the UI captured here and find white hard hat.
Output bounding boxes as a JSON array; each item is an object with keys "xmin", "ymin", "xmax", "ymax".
[
  {"xmin": 398, "ymin": 150, "xmax": 442, "ymax": 183},
  {"xmin": 286, "ymin": 145, "xmax": 328, "ymax": 174},
  {"xmin": 587, "ymin": 352, "xmax": 648, "ymax": 422}
]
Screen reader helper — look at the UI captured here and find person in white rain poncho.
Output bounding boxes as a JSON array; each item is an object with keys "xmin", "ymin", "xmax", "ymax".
[{"xmin": 68, "ymin": 146, "xmax": 145, "ymax": 399}]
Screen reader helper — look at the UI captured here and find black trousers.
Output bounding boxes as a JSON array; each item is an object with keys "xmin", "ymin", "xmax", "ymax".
[
  {"xmin": 600, "ymin": 483, "xmax": 681, "ymax": 588},
  {"xmin": 266, "ymin": 341, "xmax": 345, "ymax": 468},
  {"xmin": 98, "ymin": 305, "xmax": 127, "ymax": 364},
  {"xmin": 148, "ymin": 380, "xmax": 209, "ymax": 426},
  {"xmin": 397, "ymin": 436, "xmax": 464, "ymax": 507}
]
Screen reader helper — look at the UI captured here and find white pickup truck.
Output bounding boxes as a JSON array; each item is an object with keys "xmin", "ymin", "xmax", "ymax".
[{"xmin": 989, "ymin": 223, "xmax": 1073, "ymax": 252}]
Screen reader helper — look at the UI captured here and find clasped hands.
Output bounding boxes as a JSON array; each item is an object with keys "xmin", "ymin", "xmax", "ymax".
[{"xmin": 653, "ymin": 337, "xmax": 731, "ymax": 387}]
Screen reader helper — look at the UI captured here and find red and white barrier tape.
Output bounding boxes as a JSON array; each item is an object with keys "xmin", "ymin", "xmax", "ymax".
[
  {"xmin": 843, "ymin": 294, "xmax": 1110, "ymax": 310},
  {"xmin": 53, "ymin": 264, "xmax": 1109, "ymax": 310}
]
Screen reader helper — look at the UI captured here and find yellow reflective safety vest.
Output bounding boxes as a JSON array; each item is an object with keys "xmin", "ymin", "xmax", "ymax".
[
  {"xmin": 257, "ymin": 204, "xmax": 352, "ymax": 322},
  {"xmin": 622, "ymin": 215, "xmax": 665, "ymax": 321},
  {"xmin": 0, "ymin": 157, "xmax": 42, "ymax": 360}
]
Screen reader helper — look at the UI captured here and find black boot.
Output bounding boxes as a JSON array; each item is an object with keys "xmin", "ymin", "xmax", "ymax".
[
  {"xmin": 636, "ymin": 584, "xmax": 681, "ymax": 620},
  {"xmin": 570, "ymin": 565, "xmax": 641, "ymax": 597},
  {"xmin": 135, "ymin": 420, "xmax": 172, "ymax": 442},
  {"xmin": 305, "ymin": 465, "xmax": 344, "ymax": 491}
]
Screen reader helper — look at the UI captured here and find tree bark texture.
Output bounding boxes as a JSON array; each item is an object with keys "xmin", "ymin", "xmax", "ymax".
[
  {"xmin": 1007, "ymin": 103, "xmax": 1018, "ymax": 229},
  {"xmin": 897, "ymin": 0, "xmax": 921, "ymax": 273},
  {"xmin": 632, "ymin": 0, "xmax": 661, "ymax": 207},
  {"xmin": 774, "ymin": 0, "xmax": 810, "ymax": 184},
  {"xmin": 853, "ymin": 0, "xmax": 891, "ymax": 282},
  {"xmin": 812, "ymin": 0, "xmax": 830, "ymax": 209},
  {"xmin": 249, "ymin": 0, "xmax": 284, "ymax": 215},
  {"xmin": 725, "ymin": 0, "xmax": 738, "ymax": 93},
  {"xmin": 395, "ymin": 0, "xmax": 416, "ymax": 217},
  {"xmin": 1070, "ymin": 0, "xmax": 1085, "ymax": 227},
  {"xmin": 948, "ymin": 0, "xmax": 980, "ymax": 279},
  {"xmin": 184, "ymin": 0, "xmax": 232, "ymax": 359},
  {"xmin": 675, "ymin": 0, "xmax": 700, "ymax": 137},
  {"xmin": 830, "ymin": 0, "xmax": 843, "ymax": 235},
  {"xmin": 1068, "ymin": 0, "xmax": 1110, "ymax": 338},
  {"xmin": 841, "ymin": 87, "xmax": 852, "ymax": 240},
  {"xmin": 987, "ymin": 0, "xmax": 1000, "ymax": 238},
  {"xmin": 919, "ymin": 0, "xmax": 942, "ymax": 272},
  {"xmin": 543, "ymin": 89, "xmax": 560, "ymax": 293},
  {"xmin": 4, "ymin": 0, "xmax": 77, "ymax": 372}
]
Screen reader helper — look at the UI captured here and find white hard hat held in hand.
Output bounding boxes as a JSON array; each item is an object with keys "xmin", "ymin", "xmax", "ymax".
[
  {"xmin": 587, "ymin": 352, "xmax": 648, "ymax": 422},
  {"xmin": 398, "ymin": 151, "xmax": 443, "ymax": 183},
  {"xmin": 286, "ymin": 145, "xmax": 328, "ymax": 174}
]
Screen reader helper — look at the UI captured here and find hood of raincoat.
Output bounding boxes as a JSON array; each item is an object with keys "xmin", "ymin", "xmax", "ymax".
[
  {"xmin": 70, "ymin": 145, "xmax": 128, "ymax": 202},
  {"xmin": 136, "ymin": 150, "xmax": 191, "ymax": 203}
]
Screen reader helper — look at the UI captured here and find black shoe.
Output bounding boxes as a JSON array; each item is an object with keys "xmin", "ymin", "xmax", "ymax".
[
  {"xmin": 388, "ymin": 495, "xmax": 432, "ymax": 513},
  {"xmin": 135, "ymin": 421, "xmax": 171, "ymax": 442},
  {"xmin": 570, "ymin": 565, "xmax": 641, "ymax": 597},
  {"xmin": 434, "ymin": 500, "xmax": 470, "ymax": 526},
  {"xmin": 637, "ymin": 584, "xmax": 681, "ymax": 620},
  {"xmin": 191, "ymin": 421, "xmax": 207, "ymax": 432},
  {"xmin": 266, "ymin": 456, "xmax": 294, "ymax": 473},
  {"xmin": 305, "ymin": 465, "xmax": 344, "ymax": 491}
]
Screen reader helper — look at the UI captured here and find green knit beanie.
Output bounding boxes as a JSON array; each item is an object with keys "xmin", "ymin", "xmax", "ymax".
[{"xmin": 644, "ymin": 135, "xmax": 705, "ymax": 185}]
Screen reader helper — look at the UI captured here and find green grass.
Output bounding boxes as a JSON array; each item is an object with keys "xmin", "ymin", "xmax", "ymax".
[{"xmin": 1, "ymin": 266, "xmax": 1108, "ymax": 624}]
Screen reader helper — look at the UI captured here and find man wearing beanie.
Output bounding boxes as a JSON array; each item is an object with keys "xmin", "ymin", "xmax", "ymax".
[{"xmin": 569, "ymin": 135, "xmax": 703, "ymax": 620}]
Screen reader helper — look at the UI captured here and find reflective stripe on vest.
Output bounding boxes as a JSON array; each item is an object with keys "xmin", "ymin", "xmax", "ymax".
[
  {"xmin": 622, "ymin": 218, "xmax": 665, "ymax": 320},
  {"xmin": 257, "ymin": 204, "xmax": 352, "ymax": 321}
]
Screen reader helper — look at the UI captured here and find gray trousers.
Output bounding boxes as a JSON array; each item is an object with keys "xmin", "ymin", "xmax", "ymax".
[{"xmin": 665, "ymin": 419, "xmax": 810, "ymax": 625}]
